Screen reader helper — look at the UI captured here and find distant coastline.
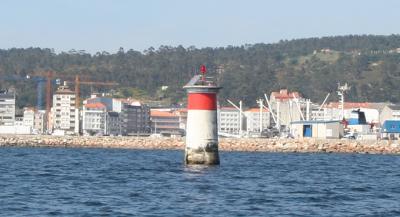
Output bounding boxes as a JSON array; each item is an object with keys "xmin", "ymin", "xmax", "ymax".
[{"xmin": 0, "ymin": 135, "xmax": 399, "ymax": 155}]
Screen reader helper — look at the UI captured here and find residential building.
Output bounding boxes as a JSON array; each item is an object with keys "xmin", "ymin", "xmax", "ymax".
[
  {"xmin": 120, "ymin": 102, "xmax": 151, "ymax": 136},
  {"xmin": 52, "ymin": 85, "xmax": 79, "ymax": 135},
  {"xmin": 176, "ymin": 108, "xmax": 187, "ymax": 131},
  {"xmin": 106, "ymin": 111, "xmax": 120, "ymax": 136},
  {"xmin": 23, "ymin": 107, "xmax": 35, "ymax": 129},
  {"xmin": 15, "ymin": 115, "xmax": 23, "ymax": 126},
  {"xmin": 218, "ymin": 107, "xmax": 242, "ymax": 134},
  {"xmin": 150, "ymin": 109, "xmax": 185, "ymax": 135},
  {"xmin": 244, "ymin": 108, "xmax": 270, "ymax": 133},
  {"xmin": 82, "ymin": 102, "xmax": 107, "ymax": 136},
  {"xmin": 33, "ymin": 110, "xmax": 47, "ymax": 134},
  {"xmin": 0, "ymin": 90, "xmax": 15, "ymax": 126},
  {"xmin": 85, "ymin": 96, "xmax": 122, "ymax": 112}
]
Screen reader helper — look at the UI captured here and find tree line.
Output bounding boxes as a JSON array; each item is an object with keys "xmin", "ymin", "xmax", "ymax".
[{"xmin": 1, "ymin": 34, "xmax": 400, "ymax": 108}]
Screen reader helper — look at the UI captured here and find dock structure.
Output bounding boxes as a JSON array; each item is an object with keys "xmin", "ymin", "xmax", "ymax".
[{"xmin": 183, "ymin": 66, "xmax": 221, "ymax": 165}]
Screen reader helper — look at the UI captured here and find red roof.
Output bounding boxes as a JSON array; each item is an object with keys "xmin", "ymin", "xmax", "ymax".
[
  {"xmin": 271, "ymin": 89, "xmax": 301, "ymax": 100},
  {"xmin": 85, "ymin": 102, "xmax": 106, "ymax": 109},
  {"xmin": 151, "ymin": 110, "xmax": 177, "ymax": 117}
]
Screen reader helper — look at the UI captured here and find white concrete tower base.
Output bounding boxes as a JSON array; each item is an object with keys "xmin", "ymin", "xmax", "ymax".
[
  {"xmin": 183, "ymin": 83, "xmax": 221, "ymax": 165},
  {"xmin": 185, "ymin": 110, "xmax": 219, "ymax": 165}
]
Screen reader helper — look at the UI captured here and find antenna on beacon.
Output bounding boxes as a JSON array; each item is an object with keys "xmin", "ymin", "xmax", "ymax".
[{"xmin": 200, "ymin": 65, "xmax": 207, "ymax": 83}]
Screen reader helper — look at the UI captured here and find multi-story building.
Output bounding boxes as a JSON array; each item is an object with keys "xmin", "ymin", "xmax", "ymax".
[
  {"xmin": 33, "ymin": 110, "xmax": 47, "ymax": 134},
  {"xmin": 218, "ymin": 107, "xmax": 241, "ymax": 134},
  {"xmin": 52, "ymin": 85, "xmax": 79, "ymax": 135},
  {"xmin": 0, "ymin": 90, "xmax": 15, "ymax": 126},
  {"xmin": 106, "ymin": 111, "xmax": 120, "ymax": 136},
  {"xmin": 150, "ymin": 109, "xmax": 185, "ymax": 135},
  {"xmin": 85, "ymin": 96, "xmax": 122, "ymax": 112},
  {"xmin": 175, "ymin": 108, "xmax": 187, "ymax": 132},
  {"xmin": 120, "ymin": 102, "xmax": 151, "ymax": 136},
  {"xmin": 244, "ymin": 108, "xmax": 270, "ymax": 133},
  {"xmin": 15, "ymin": 115, "xmax": 23, "ymax": 126},
  {"xmin": 82, "ymin": 102, "xmax": 107, "ymax": 136},
  {"xmin": 23, "ymin": 107, "xmax": 35, "ymax": 129}
]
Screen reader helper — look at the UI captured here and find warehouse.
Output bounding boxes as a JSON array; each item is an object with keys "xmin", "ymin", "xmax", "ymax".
[{"xmin": 290, "ymin": 120, "xmax": 343, "ymax": 139}]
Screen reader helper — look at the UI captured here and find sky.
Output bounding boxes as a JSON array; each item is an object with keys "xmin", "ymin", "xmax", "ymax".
[{"xmin": 1, "ymin": 0, "xmax": 399, "ymax": 53}]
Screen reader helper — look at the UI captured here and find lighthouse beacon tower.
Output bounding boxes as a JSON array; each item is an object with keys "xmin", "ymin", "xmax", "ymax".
[{"xmin": 183, "ymin": 65, "xmax": 221, "ymax": 165}]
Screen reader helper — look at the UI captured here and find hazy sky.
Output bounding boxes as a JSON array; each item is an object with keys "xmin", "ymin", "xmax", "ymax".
[{"xmin": 1, "ymin": 0, "xmax": 399, "ymax": 53}]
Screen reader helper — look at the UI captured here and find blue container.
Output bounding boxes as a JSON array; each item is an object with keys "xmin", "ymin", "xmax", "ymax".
[{"xmin": 382, "ymin": 120, "xmax": 400, "ymax": 133}]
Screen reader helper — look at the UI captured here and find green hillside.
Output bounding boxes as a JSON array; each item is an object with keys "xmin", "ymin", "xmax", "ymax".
[{"xmin": 1, "ymin": 34, "xmax": 400, "ymax": 108}]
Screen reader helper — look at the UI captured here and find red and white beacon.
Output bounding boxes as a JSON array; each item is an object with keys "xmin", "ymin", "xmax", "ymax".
[{"xmin": 183, "ymin": 65, "xmax": 221, "ymax": 165}]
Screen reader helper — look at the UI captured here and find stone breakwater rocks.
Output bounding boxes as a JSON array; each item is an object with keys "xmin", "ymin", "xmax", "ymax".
[{"xmin": 0, "ymin": 135, "xmax": 400, "ymax": 155}]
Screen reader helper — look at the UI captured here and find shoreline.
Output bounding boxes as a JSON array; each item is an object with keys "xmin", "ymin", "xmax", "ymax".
[{"xmin": 1, "ymin": 135, "xmax": 400, "ymax": 155}]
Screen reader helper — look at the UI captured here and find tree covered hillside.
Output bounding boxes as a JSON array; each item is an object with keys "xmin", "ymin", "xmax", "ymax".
[{"xmin": 1, "ymin": 34, "xmax": 400, "ymax": 108}]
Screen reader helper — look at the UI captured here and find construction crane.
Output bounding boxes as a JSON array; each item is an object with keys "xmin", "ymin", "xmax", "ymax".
[
  {"xmin": 29, "ymin": 71, "xmax": 55, "ymax": 119},
  {"xmin": 66, "ymin": 75, "xmax": 119, "ymax": 109},
  {"xmin": 0, "ymin": 73, "xmax": 49, "ymax": 110},
  {"xmin": 30, "ymin": 71, "xmax": 118, "ymax": 130}
]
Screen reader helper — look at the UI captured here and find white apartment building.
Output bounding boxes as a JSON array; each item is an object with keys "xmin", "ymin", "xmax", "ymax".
[
  {"xmin": 244, "ymin": 108, "xmax": 270, "ymax": 133},
  {"xmin": 82, "ymin": 102, "xmax": 107, "ymax": 136},
  {"xmin": 34, "ymin": 110, "xmax": 46, "ymax": 134},
  {"xmin": 218, "ymin": 107, "xmax": 241, "ymax": 134},
  {"xmin": 0, "ymin": 90, "xmax": 15, "ymax": 126},
  {"xmin": 23, "ymin": 108, "xmax": 35, "ymax": 129},
  {"xmin": 52, "ymin": 85, "xmax": 79, "ymax": 135}
]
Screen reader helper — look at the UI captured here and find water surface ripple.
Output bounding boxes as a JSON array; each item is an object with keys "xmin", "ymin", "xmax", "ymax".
[{"xmin": 1, "ymin": 147, "xmax": 400, "ymax": 216}]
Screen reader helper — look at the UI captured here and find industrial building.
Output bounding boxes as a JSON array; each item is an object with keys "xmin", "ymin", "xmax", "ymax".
[
  {"xmin": 381, "ymin": 120, "xmax": 400, "ymax": 139},
  {"xmin": 290, "ymin": 120, "xmax": 343, "ymax": 139},
  {"xmin": 269, "ymin": 89, "xmax": 308, "ymax": 129},
  {"xmin": 380, "ymin": 105, "xmax": 400, "ymax": 125},
  {"xmin": 321, "ymin": 102, "xmax": 382, "ymax": 124}
]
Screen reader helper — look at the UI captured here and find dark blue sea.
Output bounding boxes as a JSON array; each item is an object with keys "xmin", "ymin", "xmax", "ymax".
[{"xmin": 1, "ymin": 147, "xmax": 400, "ymax": 216}]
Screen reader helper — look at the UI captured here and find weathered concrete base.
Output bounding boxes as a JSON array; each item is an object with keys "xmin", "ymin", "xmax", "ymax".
[{"xmin": 185, "ymin": 144, "xmax": 219, "ymax": 165}]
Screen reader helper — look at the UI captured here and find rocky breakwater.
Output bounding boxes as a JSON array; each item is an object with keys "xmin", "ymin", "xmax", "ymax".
[
  {"xmin": 0, "ymin": 135, "xmax": 184, "ymax": 150},
  {"xmin": 220, "ymin": 138, "xmax": 400, "ymax": 154},
  {"xmin": 1, "ymin": 135, "xmax": 400, "ymax": 155}
]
